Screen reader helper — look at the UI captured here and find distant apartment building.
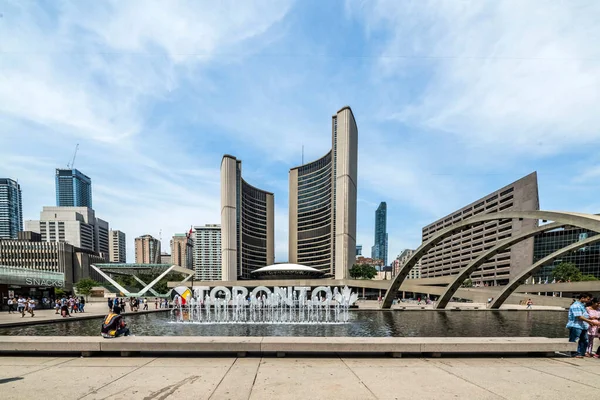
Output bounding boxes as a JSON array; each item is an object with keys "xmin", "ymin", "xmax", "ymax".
[
  {"xmin": 109, "ymin": 229, "xmax": 126, "ymax": 263},
  {"xmin": 420, "ymin": 172, "xmax": 539, "ymax": 286},
  {"xmin": 395, "ymin": 249, "xmax": 421, "ymax": 279},
  {"xmin": 0, "ymin": 178, "xmax": 23, "ymax": 239},
  {"xmin": 221, "ymin": 156, "xmax": 274, "ymax": 280},
  {"xmin": 371, "ymin": 202, "xmax": 388, "ymax": 266},
  {"xmin": 171, "ymin": 232, "xmax": 193, "ymax": 269},
  {"xmin": 533, "ymin": 227, "xmax": 600, "ymax": 281},
  {"xmin": 134, "ymin": 234, "xmax": 161, "ymax": 264},
  {"xmin": 160, "ymin": 252, "xmax": 171, "ymax": 265},
  {"xmin": 194, "ymin": 224, "xmax": 222, "ymax": 280},
  {"xmin": 55, "ymin": 168, "xmax": 92, "ymax": 208},
  {"xmin": 25, "ymin": 206, "xmax": 109, "ymax": 259},
  {"xmin": 288, "ymin": 106, "xmax": 358, "ymax": 279}
]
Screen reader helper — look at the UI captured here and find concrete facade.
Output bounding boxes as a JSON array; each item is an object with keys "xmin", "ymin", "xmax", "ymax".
[
  {"xmin": 421, "ymin": 172, "xmax": 539, "ymax": 285},
  {"xmin": 0, "ymin": 178, "xmax": 23, "ymax": 239},
  {"xmin": 289, "ymin": 106, "xmax": 357, "ymax": 280},
  {"xmin": 134, "ymin": 234, "xmax": 161, "ymax": 264},
  {"xmin": 221, "ymin": 156, "xmax": 274, "ymax": 281},
  {"xmin": 25, "ymin": 206, "xmax": 109, "ymax": 259},
  {"xmin": 193, "ymin": 225, "xmax": 221, "ymax": 280},
  {"xmin": 109, "ymin": 229, "xmax": 126, "ymax": 263}
]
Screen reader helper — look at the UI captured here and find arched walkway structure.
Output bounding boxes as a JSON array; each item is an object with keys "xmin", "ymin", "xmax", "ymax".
[
  {"xmin": 435, "ymin": 222, "xmax": 563, "ymax": 309},
  {"xmin": 382, "ymin": 211, "xmax": 600, "ymax": 309},
  {"xmin": 490, "ymin": 234, "xmax": 600, "ymax": 308}
]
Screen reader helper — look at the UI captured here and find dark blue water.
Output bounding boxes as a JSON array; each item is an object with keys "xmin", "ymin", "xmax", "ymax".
[{"xmin": 0, "ymin": 310, "xmax": 569, "ymax": 337}]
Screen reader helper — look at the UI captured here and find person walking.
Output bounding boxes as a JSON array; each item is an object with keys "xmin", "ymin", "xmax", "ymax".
[
  {"xmin": 143, "ymin": 298, "xmax": 148, "ymax": 311},
  {"xmin": 108, "ymin": 297, "xmax": 114, "ymax": 311},
  {"xmin": 54, "ymin": 299, "xmax": 61, "ymax": 314},
  {"xmin": 155, "ymin": 297, "xmax": 158, "ymax": 309},
  {"xmin": 17, "ymin": 295, "xmax": 26, "ymax": 317},
  {"xmin": 79, "ymin": 297, "xmax": 86, "ymax": 313},
  {"xmin": 26, "ymin": 297, "xmax": 35, "ymax": 317},
  {"xmin": 585, "ymin": 298, "xmax": 600, "ymax": 357},
  {"xmin": 7, "ymin": 297, "xmax": 15, "ymax": 314},
  {"xmin": 567, "ymin": 293, "xmax": 600, "ymax": 358},
  {"xmin": 526, "ymin": 299, "xmax": 533, "ymax": 309}
]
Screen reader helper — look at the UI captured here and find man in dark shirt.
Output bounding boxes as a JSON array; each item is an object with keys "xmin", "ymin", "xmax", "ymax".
[{"xmin": 101, "ymin": 306, "xmax": 130, "ymax": 338}]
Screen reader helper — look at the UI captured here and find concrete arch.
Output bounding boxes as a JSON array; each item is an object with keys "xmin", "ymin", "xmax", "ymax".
[
  {"xmin": 490, "ymin": 234, "xmax": 600, "ymax": 309},
  {"xmin": 435, "ymin": 222, "xmax": 564, "ymax": 309},
  {"xmin": 382, "ymin": 211, "xmax": 600, "ymax": 308}
]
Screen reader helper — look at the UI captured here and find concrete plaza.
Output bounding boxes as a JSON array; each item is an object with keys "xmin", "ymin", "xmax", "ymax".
[{"xmin": 1, "ymin": 355, "xmax": 599, "ymax": 400}]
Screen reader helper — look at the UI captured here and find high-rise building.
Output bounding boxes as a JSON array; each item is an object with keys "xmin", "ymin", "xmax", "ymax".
[
  {"xmin": 289, "ymin": 106, "xmax": 358, "ymax": 279},
  {"xmin": 533, "ymin": 227, "xmax": 600, "ymax": 280},
  {"xmin": 171, "ymin": 232, "xmax": 193, "ymax": 270},
  {"xmin": 55, "ymin": 168, "xmax": 92, "ymax": 208},
  {"xmin": 109, "ymin": 229, "xmax": 126, "ymax": 263},
  {"xmin": 221, "ymin": 156, "xmax": 274, "ymax": 280},
  {"xmin": 160, "ymin": 252, "xmax": 172, "ymax": 265},
  {"xmin": 24, "ymin": 206, "xmax": 109, "ymax": 258},
  {"xmin": 193, "ymin": 224, "xmax": 222, "ymax": 280},
  {"xmin": 134, "ymin": 234, "xmax": 161, "ymax": 264},
  {"xmin": 0, "ymin": 178, "xmax": 23, "ymax": 239},
  {"xmin": 371, "ymin": 202, "xmax": 388, "ymax": 265},
  {"xmin": 356, "ymin": 245, "xmax": 362, "ymax": 256},
  {"xmin": 420, "ymin": 172, "xmax": 539, "ymax": 285}
]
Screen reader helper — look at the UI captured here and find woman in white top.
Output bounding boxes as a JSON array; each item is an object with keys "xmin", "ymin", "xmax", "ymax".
[
  {"xmin": 7, "ymin": 297, "xmax": 15, "ymax": 314},
  {"xmin": 26, "ymin": 298, "xmax": 35, "ymax": 317}
]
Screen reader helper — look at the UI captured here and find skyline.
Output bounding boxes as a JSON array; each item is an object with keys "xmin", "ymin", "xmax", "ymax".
[{"xmin": 1, "ymin": 1, "xmax": 599, "ymax": 264}]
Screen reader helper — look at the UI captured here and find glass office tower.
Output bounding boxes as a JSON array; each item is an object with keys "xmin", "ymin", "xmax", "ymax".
[
  {"xmin": 55, "ymin": 169, "xmax": 92, "ymax": 208},
  {"xmin": 0, "ymin": 178, "xmax": 23, "ymax": 239}
]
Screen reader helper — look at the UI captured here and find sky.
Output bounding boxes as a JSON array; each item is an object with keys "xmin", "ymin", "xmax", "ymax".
[{"xmin": 1, "ymin": 0, "xmax": 600, "ymax": 263}]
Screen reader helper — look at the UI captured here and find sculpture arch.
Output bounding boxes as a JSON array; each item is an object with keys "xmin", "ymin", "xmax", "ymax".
[
  {"xmin": 489, "ymin": 234, "xmax": 600, "ymax": 308},
  {"xmin": 435, "ymin": 222, "xmax": 563, "ymax": 309},
  {"xmin": 382, "ymin": 211, "xmax": 600, "ymax": 308}
]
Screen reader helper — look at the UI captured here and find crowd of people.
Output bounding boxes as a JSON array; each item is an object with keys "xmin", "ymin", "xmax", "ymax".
[
  {"xmin": 6, "ymin": 295, "xmax": 37, "ymax": 317},
  {"xmin": 54, "ymin": 295, "xmax": 86, "ymax": 317}
]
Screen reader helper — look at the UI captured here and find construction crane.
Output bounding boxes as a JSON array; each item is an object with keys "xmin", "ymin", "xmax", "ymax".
[{"xmin": 67, "ymin": 144, "xmax": 79, "ymax": 169}]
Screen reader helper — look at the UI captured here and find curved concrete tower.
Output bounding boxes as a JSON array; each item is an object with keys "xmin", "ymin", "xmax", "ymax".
[
  {"xmin": 289, "ymin": 106, "xmax": 358, "ymax": 279},
  {"xmin": 221, "ymin": 155, "xmax": 274, "ymax": 281}
]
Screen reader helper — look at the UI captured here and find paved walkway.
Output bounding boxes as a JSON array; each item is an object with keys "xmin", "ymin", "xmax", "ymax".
[
  {"xmin": 1, "ymin": 355, "xmax": 599, "ymax": 399},
  {"xmin": 0, "ymin": 301, "xmax": 167, "ymax": 327}
]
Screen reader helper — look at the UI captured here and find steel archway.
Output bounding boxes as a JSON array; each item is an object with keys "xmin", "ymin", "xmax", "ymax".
[
  {"xmin": 382, "ymin": 211, "xmax": 600, "ymax": 308},
  {"xmin": 435, "ymin": 222, "xmax": 563, "ymax": 309},
  {"xmin": 490, "ymin": 234, "xmax": 600, "ymax": 308}
]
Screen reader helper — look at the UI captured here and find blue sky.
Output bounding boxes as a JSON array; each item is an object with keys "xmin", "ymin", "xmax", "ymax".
[{"xmin": 1, "ymin": 0, "xmax": 600, "ymax": 263}]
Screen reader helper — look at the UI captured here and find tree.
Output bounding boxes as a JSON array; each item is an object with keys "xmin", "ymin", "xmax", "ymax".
[
  {"xmin": 75, "ymin": 278, "xmax": 99, "ymax": 300},
  {"xmin": 54, "ymin": 288, "xmax": 66, "ymax": 298},
  {"xmin": 552, "ymin": 262, "xmax": 582, "ymax": 282},
  {"xmin": 581, "ymin": 274, "xmax": 598, "ymax": 281},
  {"xmin": 349, "ymin": 264, "xmax": 377, "ymax": 280},
  {"xmin": 462, "ymin": 278, "xmax": 473, "ymax": 288}
]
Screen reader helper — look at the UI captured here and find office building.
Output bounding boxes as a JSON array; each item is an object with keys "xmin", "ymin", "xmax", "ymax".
[
  {"xmin": 55, "ymin": 168, "xmax": 92, "ymax": 208},
  {"xmin": 371, "ymin": 202, "xmax": 388, "ymax": 265},
  {"xmin": 0, "ymin": 178, "xmax": 23, "ymax": 239},
  {"xmin": 420, "ymin": 172, "xmax": 539, "ymax": 285},
  {"xmin": 25, "ymin": 206, "xmax": 109, "ymax": 258},
  {"xmin": 160, "ymin": 252, "xmax": 171, "ymax": 265},
  {"xmin": 356, "ymin": 245, "xmax": 362, "ymax": 256},
  {"xmin": 193, "ymin": 224, "xmax": 222, "ymax": 280},
  {"xmin": 109, "ymin": 229, "xmax": 126, "ymax": 263},
  {"xmin": 532, "ymin": 227, "xmax": 600, "ymax": 280},
  {"xmin": 171, "ymin": 232, "xmax": 193, "ymax": 270},
  {"xmin": 221, "ymin": 156, "xmax": 274, "ymax": 280},
  {"xmin": 134, "ymin": 234, "xmax": 161, "ymax": 264},
  {"xmin": 289, "ymin": 106, "xmax": 358, "ymax": 279}
]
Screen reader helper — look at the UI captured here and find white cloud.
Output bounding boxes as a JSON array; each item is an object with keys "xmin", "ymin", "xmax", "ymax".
[{"xmin": 350, "ymin": 0, "xmax": 600, "ymax": 155}]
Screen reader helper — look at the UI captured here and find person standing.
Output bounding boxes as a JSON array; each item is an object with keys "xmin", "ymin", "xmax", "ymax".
[
  {"xmin": 143, "ymin": 298, "xmax": 148, "ymax": 311},
  {"xmin": 155, "ymin": 297, "xmax": 158, "ymax": 309},
  {"xmin": 526, "ymin": 299, "xmax": 533, "ymax": 309},
  {"xmin": 585, "ymin": 298, "xmax": 600, "ymax": 357},
  {"xmin": 79, "ymin": 296, "xmax": 86, "ymax": 313},
  {"xmin": 55, "ymin": 299, "xmax": 61, "ymax": 314},
  {"xmin": 7, "ymin": 297, "xmax": 14, "ymax": 314},
  {"xmin": 567, "ymin": 293, "xmax": 600, "ymax": 358},
  {"xmin": 108, "ymin": 297, "xmax": 114, "ymax": 311},
  {"xmin": 26, "ymin": 297, "xmax": 35, "ymax": 317}
]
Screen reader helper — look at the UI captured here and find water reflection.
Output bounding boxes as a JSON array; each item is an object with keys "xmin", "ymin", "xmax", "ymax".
[{"xmin": 0, "ymin": 311, "xmax": 570, "ymax": 338}]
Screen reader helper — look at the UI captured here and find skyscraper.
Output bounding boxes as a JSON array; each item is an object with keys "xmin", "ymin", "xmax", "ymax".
[
  {"xmin": 109, "ymin": 229, "xmax": 126, "ymax": 263},
  {"xmin": 371, "ymin": 202, "xmax": 388, "ymax": 266},
  {"xmin": 289, "ymin": 106, "xmax": 358, "ymax": 279},
  {"xmin": 193, "ymin": 224, "xmax": 222, "ymax": 280},
  {"xmin": 135, "ymin": 234, "xmax": 161, "ymax": 264},
  {"xmin": 221, "ymin": 155, "xmax": 274, "ymax": 280},
  {"xmin": 55, "ymin": 168, "xmax": 92, "ymax": 208},
  {"xmin": 171, "ymin": 232, "xmax": 193, "ymax": 270},
  {"xmin": 0, "ymin": 178, "xmax": 23, "ymax": 239}
]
